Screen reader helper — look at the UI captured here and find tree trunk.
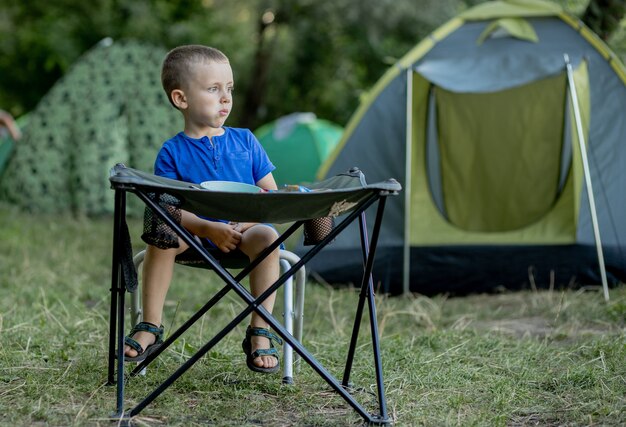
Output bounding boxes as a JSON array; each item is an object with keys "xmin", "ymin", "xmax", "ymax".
[{"xmin": 240, "ymin": 16, "xmax": 274, "ymax": 130}]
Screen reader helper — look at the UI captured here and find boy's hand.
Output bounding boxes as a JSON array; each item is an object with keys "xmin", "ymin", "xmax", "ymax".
[
  {"xmin": 207, "ymin": 222, "xmax": 242, "ymax": 252},
  {"xmin": 0, "ymin": 109, "xmax": 21, "ymax": 141},
  {"xmin": 229, "ymin": 222, "xmax": 256, "ymax": 233}
]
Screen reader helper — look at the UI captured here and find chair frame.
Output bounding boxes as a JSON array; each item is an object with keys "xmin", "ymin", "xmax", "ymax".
[
  {"xmin": 107, "ymin": 166, "xmax": 396, "ymax": 425},
  {"xmin": 130, "ymin": 248, "xmax": 306, "ymax": 384}
]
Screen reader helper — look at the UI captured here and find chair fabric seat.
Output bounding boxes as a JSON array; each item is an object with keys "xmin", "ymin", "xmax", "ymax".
[{"xmin": 175, "ymin": 246, "xmax": 249, "ymax": 270}]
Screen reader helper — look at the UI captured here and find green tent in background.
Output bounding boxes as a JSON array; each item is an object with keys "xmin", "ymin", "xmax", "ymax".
[
  {"xmin": 254, "ymin": 113, "xmax": 342, "ymax": 186},
  {"xmin": 0, "ymin": 38, "xmax": 180, "ymax": 215}
]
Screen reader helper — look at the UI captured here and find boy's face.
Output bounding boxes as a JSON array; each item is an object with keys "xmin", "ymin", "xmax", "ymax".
[{"xmin": 175, "ymin": 61, "xmax": 234, "ymax": 136}]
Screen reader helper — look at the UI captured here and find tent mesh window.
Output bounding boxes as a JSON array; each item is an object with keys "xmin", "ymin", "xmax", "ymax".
[{"xmin": 428, "ymin": 72, "xmax": 569, "ymax": 232}]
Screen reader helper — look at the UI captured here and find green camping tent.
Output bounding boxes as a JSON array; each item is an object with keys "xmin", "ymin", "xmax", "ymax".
[
  {"xmin": 0, "ymin": 38, "xmax": 180, "ymax": 215},
  {"xmin": 305, "ymin": 0, "xmax": 626, "ymax": 296},
  {"xmin": 254, "ymin": 113, "xmax": 342, "ymax": 186}
]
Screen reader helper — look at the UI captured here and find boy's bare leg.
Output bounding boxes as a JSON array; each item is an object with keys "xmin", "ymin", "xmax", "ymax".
[
  {"xmin": 181, "ymin": 211, "xmax": 280, "ymax": 368},
  {"xmin": 124, "ymin": 242, "xmax": 188, "ymax": 357},
  {"xmin": 124, "ymin": 213, "xmax": 279, "ymax": 367},
  {"xmin": 238, "ymin": 225, "xmax": 280, "ymax": 369}
]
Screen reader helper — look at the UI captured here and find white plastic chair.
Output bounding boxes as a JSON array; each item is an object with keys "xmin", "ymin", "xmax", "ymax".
[{"xmin": 130, "ymin": 248, "xmax": 305, "ymax": 384}]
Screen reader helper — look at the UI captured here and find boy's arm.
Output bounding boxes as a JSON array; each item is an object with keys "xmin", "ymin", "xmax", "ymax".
[
  {"xmin": 231, "ymin": 172, "xmax": 279, "ymax": 233},
  {"xmin": 0, "ymin": 110, "xmax": 21, "ymax": 140},
  {"xmin": 180, "ymin": 210, "xmax": 242, "ymax": 253},
  {"xmin": 256, "ymin": 172, "xmax": 278, "ymax": 191}
]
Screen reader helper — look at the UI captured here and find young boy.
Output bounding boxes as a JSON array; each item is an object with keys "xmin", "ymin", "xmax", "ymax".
[{"xmin": 123, "ymin": 45, "xmax": 282, "ymax": 374}]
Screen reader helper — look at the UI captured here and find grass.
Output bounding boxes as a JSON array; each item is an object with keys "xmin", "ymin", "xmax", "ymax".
[{"xmin": 1, "ymin": 202, "xmax": 626, "ymax": 426}]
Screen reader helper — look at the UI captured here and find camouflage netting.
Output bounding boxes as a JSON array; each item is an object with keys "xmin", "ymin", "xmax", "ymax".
[{"xmin": 0, "ymin": 38, "xmax": 181, "ymax": 215}]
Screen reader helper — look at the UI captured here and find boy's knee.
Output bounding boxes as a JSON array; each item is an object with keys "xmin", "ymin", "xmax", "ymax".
[
  {"xmin": 257, "ymin": 226, "xmax": 279, "ymax": 247},
  {"xmin": 242, "ymin": 225, "xmax": 279, "ymax": 256},
  {"xmin": 146, "ymin": 240, "xmax": 188, "ymax": 259}
]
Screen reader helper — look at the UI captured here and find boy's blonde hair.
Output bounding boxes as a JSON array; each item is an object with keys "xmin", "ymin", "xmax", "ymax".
[{"xmin": 161, "ymin": 45, "xmax": 229, "ymax": 108}]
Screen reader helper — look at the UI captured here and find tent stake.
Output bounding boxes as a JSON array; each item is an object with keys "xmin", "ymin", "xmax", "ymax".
[{"xmin": 564, "ymin": 54, "xmax": 610, "ymax": 302}]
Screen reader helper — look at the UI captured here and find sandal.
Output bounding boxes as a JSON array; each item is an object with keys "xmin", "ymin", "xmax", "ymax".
[
  {"xmin": 122, "ymin": 321, "xmax": 164, "ymax": 362},
  {"xmin": 241, "ymin": 326, "xmax": 282, "ymax": 374}
]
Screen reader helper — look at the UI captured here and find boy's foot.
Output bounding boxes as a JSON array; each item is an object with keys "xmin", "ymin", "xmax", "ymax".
[
  {"xmin": 250, "ymin": 335, "xmax": 279, "ymax": 369},
  {"xmin": 242, "ymin": 326, "xmax": 282, "ymax": 374},
  {"xmin": 122, "ymin": 322, "xmax": 164, "ymax": 362},
  {"xmin": 124, "ymin": 331, "xmax": 156, "ymax": 358}
]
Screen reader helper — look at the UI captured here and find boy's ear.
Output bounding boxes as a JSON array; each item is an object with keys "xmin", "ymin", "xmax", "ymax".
[{"xmin": 171, "ymin": 89, "xmax": 187, "ymax": 109}]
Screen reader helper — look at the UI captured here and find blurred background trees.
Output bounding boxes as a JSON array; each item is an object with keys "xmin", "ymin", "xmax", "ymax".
[{"xmin": 0, "ymin": 0, "xmax": 624, "ymax": 130}]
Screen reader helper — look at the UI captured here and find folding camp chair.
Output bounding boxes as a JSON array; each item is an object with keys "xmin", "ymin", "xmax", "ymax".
[
  {"xmin": 107, "ymin": 164, "xmax": 401, "ymax": 425},
  {"xmin": 130, "ymin": 246, "xmax": 306, "ymax": 384}
]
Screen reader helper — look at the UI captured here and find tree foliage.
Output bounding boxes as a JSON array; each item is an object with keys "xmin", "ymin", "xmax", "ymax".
[
  {"xmin": 581, "ymin": 0, "xmax": 626, "ymax": 40},
  {"xmin": 0, "ymin": 0, "xmax": 255, "ymax": 117},
  {"xmin": 0, "ymin": 0, "xmax": 624, "ymax": 129}
]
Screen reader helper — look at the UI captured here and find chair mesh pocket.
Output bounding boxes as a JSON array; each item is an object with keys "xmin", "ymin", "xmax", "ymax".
[
  {"xmin": 141, "ymin": 192, "xmax": 182, "ymax": 249},
  {"xmin": 303, "ymin": 216, "xmax": 335, "ymax": 246}
]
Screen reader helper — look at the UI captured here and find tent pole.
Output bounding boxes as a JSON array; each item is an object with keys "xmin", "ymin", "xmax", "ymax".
[
  {"xmin": 403, "ymin": 68, "xmax": 413, "ymax": 295},
  {"xmin": 564, "ymin": 54, "xmax": 610, "ymax": 302}
]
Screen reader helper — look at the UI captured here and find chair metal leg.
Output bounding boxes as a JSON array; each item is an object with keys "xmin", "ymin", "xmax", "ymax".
[
  {"xmin": 131, "ymin": 251, "xmax": 145, "ymax": 327},
  {"xmin": 129, "ymin": 251, "xmax": 147, "ymax": 376},
  {"xmin": 278, "ymin": 250, "xmax": 306, "ymax": 369},
  {"xmin": 280, "ymin": 258, "xmax": 294, "ymax": 384},
  {"xmin": 108, "ymin": 189, "xmax": 129, "ymax": 419},
  {"xmin": 341, "ymin": 201, "xmax": 389, "ymax": 422}
]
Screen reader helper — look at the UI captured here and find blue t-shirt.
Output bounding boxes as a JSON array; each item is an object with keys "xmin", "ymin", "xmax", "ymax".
[{"xmin": 154, "ymin": 127, "xmax": 275, "ymax": 185}]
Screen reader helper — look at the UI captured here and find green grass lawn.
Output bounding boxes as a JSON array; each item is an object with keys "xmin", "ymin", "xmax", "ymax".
[{"xmin": 1, "ymin": 202, "xmax": 625, "ymax": 426}]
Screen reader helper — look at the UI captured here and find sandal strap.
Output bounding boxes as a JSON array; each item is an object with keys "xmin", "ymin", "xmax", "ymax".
[
  {"xmin": 247, "ymin": 327, "xmax": 283, "ymax": 346},
  {"xmin": 129, "ymin": 321, "xmax": 164, "ymax": 342},
  {"xmin": 124, "ymin": 336, "xmax": 144, "ymax": 354},
  {"xmin": 251, "ymin": 347, "xmax": 279, "ymax": 359}
]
